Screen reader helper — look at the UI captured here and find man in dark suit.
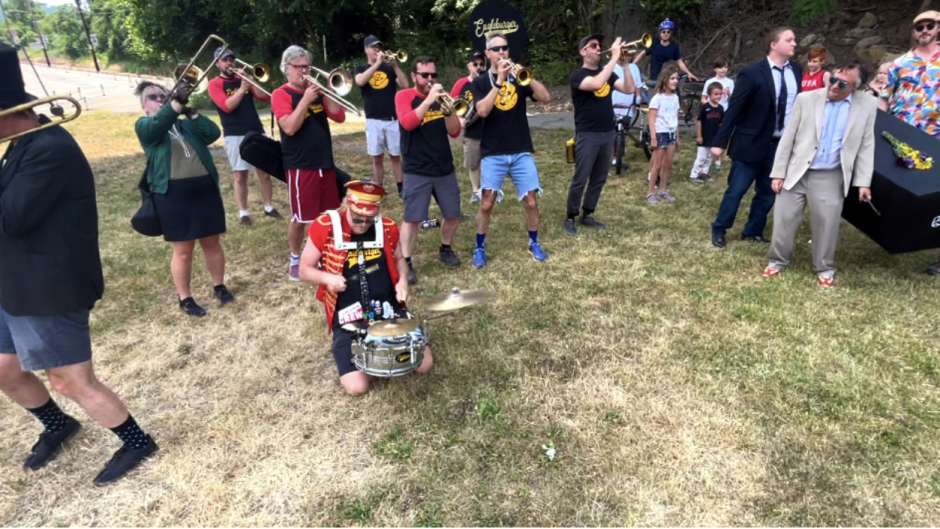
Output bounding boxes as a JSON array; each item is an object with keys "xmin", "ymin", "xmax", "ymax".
[
  {"xmin": 0, "ymin": 44, "xmax": 157, "ymax": 485},
  {"xmin": 710, "ymin": 28, "xmax": 801, "ymax": 248}
]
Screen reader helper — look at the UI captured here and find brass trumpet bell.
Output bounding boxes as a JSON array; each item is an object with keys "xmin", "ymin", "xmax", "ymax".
[
  {"xmin": 438, "ymin": 94, "xmax": 469, "ymax": 117},
  {"xmin": 173, "ymin": 64, "xmax": 209, "ymax": 95},
  {"xmin": 384, "ymin": 50, "xmax": 408, "ymax": 63}
]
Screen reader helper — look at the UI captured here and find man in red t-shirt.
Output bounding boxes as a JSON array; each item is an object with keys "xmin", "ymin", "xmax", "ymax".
[
  {"xmin": 207, "ymin": 48, "xmax": 281, "ymax": 226},
  {"xmin": 299, "ymin": 180, "xmax": 433, "ymax": 395},
  {"xmin": 450, "ymin": 50, "xmax": 486, "ymax": 203},
  {"xmin": 271, "ymin": 45, "xmax": 346, "ymax": 281}
]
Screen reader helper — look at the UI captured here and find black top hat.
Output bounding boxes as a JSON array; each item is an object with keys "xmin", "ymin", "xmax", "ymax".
[{"xmin": 0, "ymin": 43, "xmax": 36, "ymax": 109}]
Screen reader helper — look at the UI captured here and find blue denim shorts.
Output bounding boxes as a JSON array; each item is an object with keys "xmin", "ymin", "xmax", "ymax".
[
  {"xmin": 0, "ymin": 307, "xmax": 92, "ymax": 371},
  {"xmin": 481, "ymin": 153, "xmax": 543, "ymax": 202},
  {"xmin": 655, "ymin": 132, "xmax": 677, "ymax": 149}
]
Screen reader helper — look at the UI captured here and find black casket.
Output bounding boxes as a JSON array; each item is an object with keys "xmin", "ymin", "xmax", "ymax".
[{"xmin": 841, "ymin": 110, "xmax": 940, "ymax": 254}]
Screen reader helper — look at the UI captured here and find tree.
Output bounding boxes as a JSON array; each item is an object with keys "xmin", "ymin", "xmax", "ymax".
[
  {"xmin": 40, "ymin": 5, "xmax": 89, "ymax": 59},
  {"xmin": 3, "ymin": 0, "xmax": 45, "ymax": 49}
]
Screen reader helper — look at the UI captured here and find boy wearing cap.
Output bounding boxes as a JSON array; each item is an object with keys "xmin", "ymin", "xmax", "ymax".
[
  {"xmin": 207, "ymin": 47, "xmax": 281, "ymax": 226},
  {"xmin": 354, "ymin": 35, "xmax": 410, "ymax": 196},
  {"xmin": 450, "ymin": 50, "xmax": 487, "ymax": 202},
  {"xmin": 565, "ymin": 34, "xmax": 635, "ymax": 236},
  {"xmin": 299, "ymin": 180, "xmax": 433, "ymax": 395}
]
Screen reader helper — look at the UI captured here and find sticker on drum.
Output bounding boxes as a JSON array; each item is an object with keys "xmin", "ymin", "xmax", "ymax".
[{"xmin": 351, "ymin": 318, "xmax": 430, "ymax": 377}]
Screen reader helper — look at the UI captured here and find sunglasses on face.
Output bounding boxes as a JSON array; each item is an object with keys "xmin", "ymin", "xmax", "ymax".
[
  {"xmin": 472, "ymin": 61, "xmax": 485, "ymax": 67},
  {"xmin": 146, "ymin": 94, "xmax": 166, "ymax": 102},
  {"xmin": 416, "ymin": 72, "xmax": 438, "ymax": 79},
  {"xmin": 488, "ymin": 45, "xmax": 509, "ymax": 52},
  {"xmin": 915, "ymin": 22, "xmax": 937, "ymax": 32},
  {"xmin": 290, "ymin": 63, "xmax": 311, "ymax": 71},
  {"xmin": 585, "ymin": 42, "xmax": 601, "ymax": 50},
  {"xmin": 661, "ymin": 30, "xmax": 672, "ymax": 34},
  {"xmin": 832, "ymin": 78, "xmax": 850, "ymax": 89},
  {"xmin": 351, "ymin": 217, "xmax": 376, "ymax": 225}
]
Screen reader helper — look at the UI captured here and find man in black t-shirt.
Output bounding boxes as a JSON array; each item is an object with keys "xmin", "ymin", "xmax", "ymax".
[
  {"xmin": 565, "ymin": 34, "xmax": 636, "ymax": 236},
  {"xmin": 354, "ymin": 35, "xmax": 410, "ymax": 195},
  {"xmin": 469, "ymin": 32, "xmax": 551, "ymax": 269},
  {"xmin": 632, "ymin": 19, "xmax": 698, "ymax": 87},
  {"xmin": 394, "ymin": 56, "xmax": 464, "ymax": 283}
]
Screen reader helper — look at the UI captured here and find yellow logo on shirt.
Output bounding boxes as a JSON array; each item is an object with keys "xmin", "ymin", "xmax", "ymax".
[
  {"xmin": 370, "ymin": 71, "xmax": 390, "ymax": 89},
  {"xmin": 225, "ymin": 88, "xmax": 237, "ymax": 97},
  {"xmin": 594, "ymin": 83, "xmax": 611, "ymax": 97},
  {"xmin": 422, "ymin": 109, "xmax": 445, "ymax": 125},
  {"xmin": 346, "ymin": 248, "xmax": 382, "ymax": 266},
  {"xmin": 464, "ymin": 89, "xmax": 474, "ymax": 102},
  {"xmin": 304, "ymin": 103, "xmax": 324, "ymax": 119},
  {"xmin": 495, "ymin": 82, "xmax": 517, "ymax": 111}
]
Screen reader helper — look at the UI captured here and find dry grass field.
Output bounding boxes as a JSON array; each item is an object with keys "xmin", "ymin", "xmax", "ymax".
[{"xmin": 1, "ymin": 110, "xmax": 940, "ymax": 526}]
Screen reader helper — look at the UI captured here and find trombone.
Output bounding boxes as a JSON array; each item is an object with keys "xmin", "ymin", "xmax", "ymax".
[
  {"xmin": 232, "ymin": 59, "xmax": 273, "ymax": 97},
  {"xmin": 437, "ymin": 94, "xmax": 469, "ymax": 117},
  {"xmin": 600, "ymin": 33, "xmax": 653, "ymax": 57},
  {"xmin": 382, "ymin": 50, "xmax": 408, "ymax": 64},
  {"xmin": 171, "ymin": 34, "xmax": 229, "ymax": 97},
  {"xmin": 0, "ymin": 95, "xmax": 82, "ymax": 144},
  {"xmin": 302, "ymin": 66, "xmax": 362, "ymax": 116}
]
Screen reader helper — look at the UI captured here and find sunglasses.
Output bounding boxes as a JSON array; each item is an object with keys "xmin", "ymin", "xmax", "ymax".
[
  {"xmin": 415, "ymin": 72, "xmax": 439, "ymax": 79},
  {"xmin": 488, "ymin": 45, "xmax": 509, "ymax": 52},
  {"xmin": 915, "ymin": 22, "xmax": 937, "ymax": 32},
  {"xmin": 351, "ymin": 217, "xmax": 376, "ymax": 225},
  {"xmin": 585, "ymin": 42, "xmax": 601, "ymax": 50},
  {"xmin": 472, "ymin": 61, "xmax": 485, "ymax": 67},
  {"xmin": 660, "ymin": 30, "xmax": 672, "ymax": 34},
  {"xmin": 146, "ymin": 94, "xmax": 166, "ymax": 102},
  {"xmin": 832, "ymin": 78, "xmax": 850, "ymax": 89}
]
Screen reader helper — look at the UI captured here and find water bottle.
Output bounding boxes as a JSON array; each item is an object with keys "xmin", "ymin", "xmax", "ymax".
[
  {"xmin": 566, "ymin": 138, "xmax": 576, "ymax": 164},
  {"xmin": 421, "ymin": 219, "xmax": 440, "ymax": 229}
]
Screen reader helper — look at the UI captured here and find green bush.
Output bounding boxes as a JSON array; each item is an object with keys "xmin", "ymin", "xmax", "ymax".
[
  {"xmin": 791, "ymin": 0, "xmax": 837, "ymax": 26},
  {"xmin": 639, "ymin": 0, "xmax": 704, "ymax": 18}
]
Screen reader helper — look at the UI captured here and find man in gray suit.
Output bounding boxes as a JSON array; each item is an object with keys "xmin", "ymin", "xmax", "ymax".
[{"xmin": 762, "ymin": 61, "xmax": 877, "ymax": 287}]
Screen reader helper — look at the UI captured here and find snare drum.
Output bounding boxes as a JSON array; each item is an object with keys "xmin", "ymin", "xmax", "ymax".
[{"xmin": 351, "ymin": 319, "xmax": 429, "ymax": 377}]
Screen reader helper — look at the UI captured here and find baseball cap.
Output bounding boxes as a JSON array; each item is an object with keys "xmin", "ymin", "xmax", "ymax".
[
  {"xmin": 214, "ymin": 48, "xmax": 235, "ymax": 60},
  {"xmin": 364, "ymin": 35, "xmax": 382, "ymax": 48},
  {"xmin": 468, "ymin": 50, "xmax": 484, "ymax": 62},
  {"xmin": 578, "ymin": 34, "xmax": 604, "ymax": 52},
  {"xmin": 913, "ymin": 10, "xmax": 940, "ymax": 25}
]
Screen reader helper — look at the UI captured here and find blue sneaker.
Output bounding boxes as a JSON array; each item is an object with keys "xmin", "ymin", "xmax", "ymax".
[
  {"xmin": 528, "ymin": 241, "xmax": 547, "ymax": 262},
  {"xmin": 472, "ymin": 247, "xmax": 487, "ymax": 269}
]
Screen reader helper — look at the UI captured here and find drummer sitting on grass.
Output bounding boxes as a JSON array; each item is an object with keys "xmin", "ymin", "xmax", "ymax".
[{"xmin": 299, "ymin": 180, "xmax": 433, "ymax": 395}]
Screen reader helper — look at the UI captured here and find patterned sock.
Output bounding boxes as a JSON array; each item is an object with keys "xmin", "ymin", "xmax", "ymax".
[
  {"xmin": 528, "ymin": 230, "xmax": 539, "ymax": 244},
  {"xmin": 110, "ymin": 415, "xmax": 149, "ymax": 449},
  {"xmin": 27, "ymin": 399, "xmax": 70, "ymax": 433},
  {"xmin": 476, "ymin": 233, "xmax": 486, "ymax": 250}
]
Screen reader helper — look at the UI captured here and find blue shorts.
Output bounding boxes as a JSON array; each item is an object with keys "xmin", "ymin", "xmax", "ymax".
[
  {"xmin": 655, "ymin": 132, "xmax": 677, "ymax": 149},
  {"xmin": 0, "ymin": 307, "xmax": 92, "ymax": 371},
  {"xmin": 480, "ymin": 153, "xmax": 542, "ymax": 202}
]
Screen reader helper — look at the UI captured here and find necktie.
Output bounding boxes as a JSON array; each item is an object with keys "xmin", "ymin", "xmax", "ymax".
[{"xmin": 773, "ymin": 65, "xmax": 787, "ymax": 132}]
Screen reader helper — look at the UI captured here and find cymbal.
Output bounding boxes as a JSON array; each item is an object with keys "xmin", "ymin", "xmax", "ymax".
[
  {"xmin": 367, "ymin": 318, "xmax": 421, "ymax": 337},
  {"xmin": 424, "ymin": 287, "xmax": 493, "ymax": 312}
]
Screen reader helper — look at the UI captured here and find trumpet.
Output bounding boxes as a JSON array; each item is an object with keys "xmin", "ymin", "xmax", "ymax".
[
  {"xmin": 498, "ymin": 59, "xmax": 532, "ymax": 86},
  {"xmin": 382, "ymin": 50, "xmax": 408, "ymax": 64},
  {"xmin": 232, "ymin": 59, "xmax": 272, "ymax": 97},
  {"xmin": 171, "ymin": 34, "xmax": 228, "ymax": 97},
  {"xmin": 0, "ymin": 95, "xmax": 82, "ymax": 144},
  {"xmin": 302, "ymin": 66, "xmax": 362, "ymax": 116},
  {"xmin": 437, "ymin": 93, "xmax": 469, "ymax": 117},
  {"xmin": 600, "ymin": 33, "xmax": 653, "ymax": 57}
]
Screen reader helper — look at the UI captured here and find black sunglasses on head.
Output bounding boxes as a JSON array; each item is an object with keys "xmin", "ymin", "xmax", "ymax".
[
  {"xmin": 488, "ymin": 45, "xmax": 509, "ymax": 52},
  {"xmin": 915, "ymin": 22, "xmax": 937, "ymax": 32},
  {"xmin": 351, "ymin": 217, "xmax": 376, "ymax": 225},
  {"xmin": 416, "ymin": 72, "xmax": 438, "ymax": 79}
]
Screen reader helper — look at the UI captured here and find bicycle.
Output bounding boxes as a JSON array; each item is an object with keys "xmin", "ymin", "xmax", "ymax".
[
  {"xmin": 612, "ymin": 82, "xmax": 652, "ymax": 174},
  {"xmin": 678, "ymin": 74, "xmax": 705, "ymax": 128}
]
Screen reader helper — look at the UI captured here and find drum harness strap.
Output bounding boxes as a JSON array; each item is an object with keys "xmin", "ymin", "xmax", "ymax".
[{"xmin": 327, "ymin": 210, "xmax": 384, "ymax": 325}]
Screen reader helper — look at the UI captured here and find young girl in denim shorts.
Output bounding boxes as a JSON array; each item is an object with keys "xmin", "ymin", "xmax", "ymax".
[{"xmin": 646, "ymin": 62, "xmax": 681, "ymax": 204}]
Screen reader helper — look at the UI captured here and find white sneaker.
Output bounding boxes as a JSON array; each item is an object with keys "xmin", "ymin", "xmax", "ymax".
[{"xmin": 470, "ymin": 190, "xmax": 481, "ymax": 204}]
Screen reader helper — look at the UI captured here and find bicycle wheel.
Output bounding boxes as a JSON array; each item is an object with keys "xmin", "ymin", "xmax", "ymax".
[
  {"xmin": 681, "ymin": 95, "xmax": 699, "ymax": 127},
  {"xmin": 614, "ymin": 133, "xmax": 625, "ymax": 175}
]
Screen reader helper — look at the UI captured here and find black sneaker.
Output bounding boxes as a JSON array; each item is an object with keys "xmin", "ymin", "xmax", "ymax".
[
  {"xmin": 579, "ymin": 216, "xmax": 606, "ymax": 229},
  {"xmin": 92, "ymin": 435, "xmax": 159, "ymax": 486},
  {"xmin": 263, "ymin": 208, "xmax": 284, "ymax": 220},
  {"xmin": 179, "ymin": 297, "xmax": 206, "ymax": 317},
  {"xmin": 213, "ymin": 285, "xmax": 234, "ymax": 304},
  {"xmin": 564, "ymin": 218, "xmax": 577, "ymax": 235},
  {"xmin": 438, "ymin": 247, "xmax": 461, "ymax": 267},
  {"xmin": 406, "ymin": 264, "xmax": 418, "ymax": 284},
  {"xmin": 23, "ymin": 416, "xmax": 81, "ymax": 470},
  {"xmin": 239, "ymin": 215, "xmax": 252, "ymax": 227}
]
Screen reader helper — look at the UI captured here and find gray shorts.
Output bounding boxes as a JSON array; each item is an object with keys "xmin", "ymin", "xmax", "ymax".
[
  {"xmin": 463, "ymin": 137, "xmax": 481, "ymax": 170},
  {"xmin": 403, "ymin": 172, "xmax": 462, "ymax": 223},
  {"xmin": 366, "ymin": 119, "xmax": 401, "ymax": 157},
  {"xmin": 0, "ymin": 307, "xmax": 92, "ymax": 371}
]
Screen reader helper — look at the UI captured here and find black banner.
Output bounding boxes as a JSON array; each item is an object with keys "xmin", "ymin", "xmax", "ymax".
[{"xmin": 467, "ymin": 0, "xmax": 529, "ymax": 56}]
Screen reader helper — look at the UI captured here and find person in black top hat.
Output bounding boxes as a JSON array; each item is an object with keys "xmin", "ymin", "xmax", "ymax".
[{"xmin": 0, "ymin": 43, "xmax": 158, "ymax": 485}]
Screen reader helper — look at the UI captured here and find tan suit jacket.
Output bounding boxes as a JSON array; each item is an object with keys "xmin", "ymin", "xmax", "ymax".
[{"xmin": 770, "ymin": 88, "xmax": 877, "ymax": 196}]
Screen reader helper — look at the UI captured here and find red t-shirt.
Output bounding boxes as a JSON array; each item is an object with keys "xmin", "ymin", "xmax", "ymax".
[{"xmin": 802, "ymin": 69, "xmax": 826, "ymax": 92}]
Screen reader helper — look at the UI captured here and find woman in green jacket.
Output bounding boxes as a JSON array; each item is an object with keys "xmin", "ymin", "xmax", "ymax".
[{"xmin": 134, "ymin": 81, "xmax": 233, "ymax": 317}]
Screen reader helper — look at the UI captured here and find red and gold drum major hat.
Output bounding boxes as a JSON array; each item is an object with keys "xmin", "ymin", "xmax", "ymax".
[{"xmin": 345, "ymin": 179, "xmax": 386, "ymax": 216}]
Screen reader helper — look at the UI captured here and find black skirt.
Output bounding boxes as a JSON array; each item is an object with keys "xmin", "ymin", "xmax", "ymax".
[{"xmin": 153, "ymin": 174, "xmax": 226, "ymax": 242}]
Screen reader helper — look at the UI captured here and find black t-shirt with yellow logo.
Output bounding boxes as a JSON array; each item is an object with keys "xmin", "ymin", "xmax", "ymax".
[
  {"xmin": 354, "ymin": 63, "xmax": 398, "ymax": 119},
  {"xmin": 470, "ymin": 73, "xmax": 536, "ymax": 157},
  {"xmin": 569, "ymin": 68, "xmax": 619, "ymax": 133},
  {"xmin": 271, "ymin": 84, "xmax": 334, "ymax": 170},
  {"xmin": 333, "ymin": 224, "xmax": 395, "ymax": 326},
  {"xmin": 397, "ymin": 88, "xmax": 456, "ymax": 177}
]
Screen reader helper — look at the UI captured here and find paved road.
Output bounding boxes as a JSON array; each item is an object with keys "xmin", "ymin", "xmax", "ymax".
[{"xmin": 20, "ymin": 62, "xmax": 171, "ymax": 113}]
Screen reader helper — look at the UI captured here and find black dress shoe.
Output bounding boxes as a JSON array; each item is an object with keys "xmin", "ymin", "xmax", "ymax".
[
  {"xmin": 406, "ymin": 264, "xmax": 418, "ymax": 284},
  {"xmin": 213, "ymin": 285, "xmax": 234, "ymax": 304},
  {"xmin": 23, "ymin": 416, "xmax": 81, "ymax": 470},
  {"xmin": 93, "ymin": 435, "xmax": 159, "ymax": 486},
  {"xmin": 742, "ymin": 234, "xmax": 771, "ymax": 244},
  {"xmin": 179, "ymin": 297, "xmax": 207, "ymax": 317},
  {"xmin": 712, "ymin": 233, "xmax": 727, "ymax": 248}
]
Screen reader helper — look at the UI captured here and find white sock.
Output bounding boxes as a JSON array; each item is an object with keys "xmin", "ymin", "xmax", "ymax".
[
  {"xmin": 290, "ymin": 254, "xmax": 300, "ymax": 266},
  {"xmin": 239, "ymin": 209, "xmax": 250, "ymax": 218},
  {"xmin": 264, "ymin": 204, "xmax": 275, "ymax": 213}
]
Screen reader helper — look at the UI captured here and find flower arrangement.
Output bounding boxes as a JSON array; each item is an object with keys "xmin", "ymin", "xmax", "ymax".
[{"xmin": 883, "ymin": 131, "xmax": 933, "ymax": 170}]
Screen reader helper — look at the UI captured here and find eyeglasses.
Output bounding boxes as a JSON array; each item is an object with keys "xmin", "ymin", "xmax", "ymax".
[
  {"xmin": 915, "ymin": 22, "xmax": 937, "ymax": 32},
  {"xmin": 289, "ymin": 63, "xmax": 311, "ymax": 71},
  {"xmin": 488, "ymin": 45, "xmax": 509, "ymax": 52},
  {"xmin": 660, "ymin": 30, "xmax": 672, "ymax": 34},
  {"xmin": 416, "ymin": 72, "xmax": 438, "ymax": 79},
  {"xmin": 351, "ymin": 217, "xmax": 376, "ymax": 225},
  {"xmin": 146, "ymin": 94, "xmax": 166, "ymax": 102},
  {"xmin": 472, "ymin": 61, "xmax": 485, "ymax": 67}
]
